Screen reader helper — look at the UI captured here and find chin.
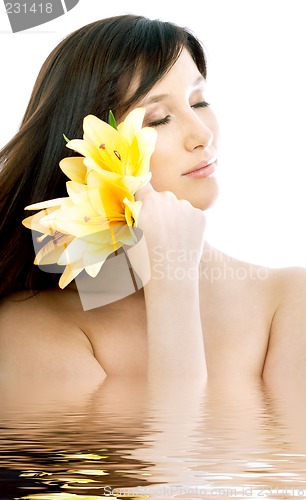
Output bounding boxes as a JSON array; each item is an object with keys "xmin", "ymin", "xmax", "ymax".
[
  {"xmin": 180, "ymin": 178, "xmax": 219, "ymax": 211},
  {"xmin": 151, "ymin": 177, "xmax": 219, "ymax": 211},
  {"xmin": 191, "ymin": 195, "xmax": 218, "ymax": 211}
]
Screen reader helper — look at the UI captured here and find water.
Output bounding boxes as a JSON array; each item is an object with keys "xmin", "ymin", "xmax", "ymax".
[{"xmin": 1, "ymin": 376, "xmax": 306, "ymax": 499}]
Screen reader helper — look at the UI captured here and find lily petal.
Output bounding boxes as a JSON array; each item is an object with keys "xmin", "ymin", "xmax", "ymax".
[
  {"xmin": 59, "ymin": 264, "xmax": 83, "ymax": 289},
  {"xmin": 34, "ymin": 234, "xmax": 73, "ymax": 265},
  {"xmin": 25, "ymin": 197, "xmax": 68, "ymax": 211},
  {"xmin": 117, "ymin": 107, "xmax": 145, "ymax": 144},
  {"xmin": 123, "ymin": 198, "xmax": 142, "ymax": 227},
  {"xmin": 59, "ymin": 157, "xmax": 87, "ymax": 183}
]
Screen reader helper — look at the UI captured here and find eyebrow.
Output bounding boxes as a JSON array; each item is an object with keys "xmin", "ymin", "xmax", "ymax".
[{"xmin": 141, "ymin": 76, "xmax": 205, "ymax": 106}]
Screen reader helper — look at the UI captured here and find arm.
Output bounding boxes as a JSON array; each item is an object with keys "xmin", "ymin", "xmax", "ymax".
[
  {"xmin": 136, "ymin": 184, "xmax": 207, "ymax": 381},
  {"xmin": 262, "ymin": 267, "xmax": 306, "ymax": 387},
  {"xmin": 144, "ymin": 270, "xmax": 205, "ymax": 381}
]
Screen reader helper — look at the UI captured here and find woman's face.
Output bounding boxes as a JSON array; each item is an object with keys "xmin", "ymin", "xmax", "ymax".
[{"xmin": 138, "ymin": 48, "xmax": 219, "ymax": 210}]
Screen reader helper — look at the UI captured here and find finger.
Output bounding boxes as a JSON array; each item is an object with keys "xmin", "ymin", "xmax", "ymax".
[{"xmin": 135, "ymin": 181, "xmax": 155, "ymax": 201}]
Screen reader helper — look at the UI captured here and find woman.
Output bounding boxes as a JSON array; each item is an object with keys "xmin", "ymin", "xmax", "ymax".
[{"xmin": 0, "ymin": 15, "xmax": 305, "ymax": 386}]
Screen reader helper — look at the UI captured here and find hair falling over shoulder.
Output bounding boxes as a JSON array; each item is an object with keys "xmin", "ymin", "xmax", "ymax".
[{"xmin": 0, "ymin": 14, "xmax": 207, "ymax": 300}]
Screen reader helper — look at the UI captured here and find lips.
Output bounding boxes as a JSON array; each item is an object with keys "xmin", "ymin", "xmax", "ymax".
[{"xmin": 182, "ymin": 158, "xmax": 217, "ymax": 177}]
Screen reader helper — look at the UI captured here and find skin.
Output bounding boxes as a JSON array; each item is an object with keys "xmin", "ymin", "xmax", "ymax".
[
  {"xmin": 0, "ymin": 50, "xmax": 306, "ymax": 388},
  {"xmin": 140, "ymin": 49, "xmax": 219, "ymax": 210}
]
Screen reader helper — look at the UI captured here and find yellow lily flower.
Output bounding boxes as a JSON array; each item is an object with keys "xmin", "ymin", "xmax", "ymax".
[
  {"xmin": 22, "ymin": 107, "xmax": 157, "ymax": 289},
  {"xmin": 66, "ymin": 107, "xmax": 156, "ymax": 179}
]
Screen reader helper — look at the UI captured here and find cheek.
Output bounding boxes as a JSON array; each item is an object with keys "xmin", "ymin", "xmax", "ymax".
[
  {"xmin": 149, "ymin": 156, "xmax": 169, "ymax": 191},
  {"xmin": 149, "ymin": 138, "xmax": 177, "ymax": 191},
  {"xmin": 208, "ymin": 110, "xmax": 220, "ymax": 146}
]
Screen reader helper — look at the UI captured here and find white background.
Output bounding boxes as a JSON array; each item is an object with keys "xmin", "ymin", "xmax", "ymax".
[{"xmin": 0, "ymin": 0, "xmax": 305, "ymax": 268}]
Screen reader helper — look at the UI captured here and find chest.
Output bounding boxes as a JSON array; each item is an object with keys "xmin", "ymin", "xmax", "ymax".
[{"xmin": 86, "ymin": 284, "xmax": 272, "ymax": 379}]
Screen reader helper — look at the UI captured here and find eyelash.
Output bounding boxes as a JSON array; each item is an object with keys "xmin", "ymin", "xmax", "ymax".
[
  {"xmin": 147, "ymin": 101, "xmax": 210, "ymax": 127},
  {"xmin": 192, "ymin": 100, "xmax": 210, "ymax": 109}
]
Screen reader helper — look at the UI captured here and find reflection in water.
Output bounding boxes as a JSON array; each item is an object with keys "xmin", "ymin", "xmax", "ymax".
[{"xmin": 1, "ymin": 376, "xmax": 306, "ymax": 499}]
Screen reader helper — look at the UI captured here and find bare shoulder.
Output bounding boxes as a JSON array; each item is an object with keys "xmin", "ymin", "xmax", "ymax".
[
  {"xmin": 262, "ymin": 266, "xmax": 306, "ymax": 385},
  {"xmin": 203, "ymin": 245, "xmax": 306, "ymax": 322},
  {"xmin": 0, "ymin": 289, "xmax": 106, "ymax": 384},
  {"xmin": 201, "ymin": 244, "xmax": 281, "ymax": 308},
  {"xmin": 200, "ymin": 245, "xmax": 280, "ymax": 378}
]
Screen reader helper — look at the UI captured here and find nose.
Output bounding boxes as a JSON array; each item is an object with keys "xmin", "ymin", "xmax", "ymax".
[{"xmin": 183, "ymin": 112, "xmax": 214, "ymax": 152}]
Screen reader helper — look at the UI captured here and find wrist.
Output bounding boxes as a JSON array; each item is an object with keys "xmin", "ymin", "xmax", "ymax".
[
  {"xmin": 148, "ymin": 245, "xmax": 201, "ymax": 282},
  {"xmin": 144, "ymin": 268, "xmax": 200, "ymax": 301},
  {"xmin": 149, "ymin": 261, "xmax": 199, "ymax": 283}
]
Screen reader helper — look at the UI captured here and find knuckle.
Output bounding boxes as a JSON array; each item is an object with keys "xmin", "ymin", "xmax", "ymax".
[{"xmin": 162, "ymin": 190, "xmax": 177, "ymax": 201}]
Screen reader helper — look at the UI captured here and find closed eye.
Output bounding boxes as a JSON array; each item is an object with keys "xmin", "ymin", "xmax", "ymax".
[
  {"xmin": 146, "ymin": 102, "xmax": 209, "ymax": 127},
  {"xmin": 147, "ymin": 115, "xmax": 171, "ymax": 127},
  {"xmin": 192, "ymin": 101, "xmax": 210, "ymax": 109}
]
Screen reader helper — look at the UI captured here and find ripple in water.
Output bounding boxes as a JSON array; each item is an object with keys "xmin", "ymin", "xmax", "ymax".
[{"xmin": 1, "ymin": 377, "xmax": 306, "ymax": 499}]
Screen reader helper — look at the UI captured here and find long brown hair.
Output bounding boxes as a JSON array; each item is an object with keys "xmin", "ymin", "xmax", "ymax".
[{"xmin": 0, "ymin": 14, "xmax": 207, "ymax": 299}]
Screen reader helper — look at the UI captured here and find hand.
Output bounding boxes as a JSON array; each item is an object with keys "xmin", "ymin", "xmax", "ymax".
[{"xmin": 136, "ymin": 183, "xmax": 206, "ymax": 276}]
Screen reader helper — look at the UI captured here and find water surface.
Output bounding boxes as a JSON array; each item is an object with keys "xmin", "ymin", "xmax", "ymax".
[{"xmin": 1, "ymin": 376, "xmax": 306, "ymax": 499}]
